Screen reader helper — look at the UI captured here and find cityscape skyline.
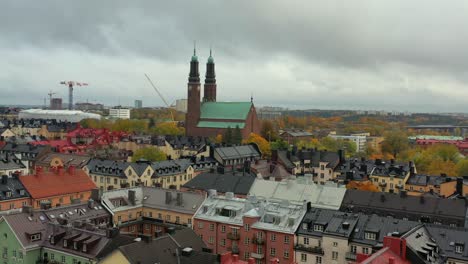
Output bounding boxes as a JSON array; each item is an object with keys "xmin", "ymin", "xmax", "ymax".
[{"xmin": 1, "ymin": 1, "xmax": 468, "ymax": 112}]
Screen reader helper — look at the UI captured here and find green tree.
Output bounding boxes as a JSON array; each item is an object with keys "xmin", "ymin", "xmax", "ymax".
[
  {"xmin": 224, "ymin": 127, "xmax": 233, "ymax": 145},
  {"xmin": 233, "ymin": 126, "xmax": 243, "ymax": 145},
  {"xmin": 381, "ymin": 131, "xmax": 409, "ymax": 159},
  {"xmin": 456, "ymin": 159, "xmax": 468, "ymax": 176},
  {"xmin": 270, "ymin": 139, "xmax": 289, "ymax": 150},
  {"xmin": 151, "ymin": 122, "xmax": 184, "ymax": 136},
  {"xmin": 132, "ymin": 147, "xmax": 167, "ymax": 162}
]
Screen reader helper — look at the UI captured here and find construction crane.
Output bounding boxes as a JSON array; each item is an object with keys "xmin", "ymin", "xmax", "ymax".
[
  {"xmin": 144, "ymin": 73, "xmax": 175, "ymax": 121},
  {"xmin": 59, "ymin": 81, "xmax": 88, "ymax": 110},
  {"xmin": 47, "ymin": 90, "xmax": 56, "ymax": 106}
]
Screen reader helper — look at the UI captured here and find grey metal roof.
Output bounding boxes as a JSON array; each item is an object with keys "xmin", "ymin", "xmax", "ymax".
[
  {"xmin": 86, "ymin": 159, "xmax": 129, "ymax": 178},
  {"xmin": 0, "ymin": 153, "xmax": 26, "ymax": 171},
  {"xmin": 182, "ymin": 170, "xmax": 256, "ymax": 195},
  {"xmin": 118, "ymin": 229, "xmax": 218, "ymax": 264},
  {"xmin": 101, "ymin": 187, "xmax": 205, "ymax": 215},
  {"xmin": 0, "ymin": 176, "xmax": 29, "ymax": 201},
  {"xmin": 214, "ymin": 145, "xmax": 260, "ymax": 161},
  {"xmin": 426, "ymin": 224, "xmax": 468, "ymax": 262},
  {"xmin": 36, "ymin": 153, "xmax": 91, "ymax": 168},
  {"xmin": 151, "ymin": 159, "xmax": 192, "ymax": 177}
]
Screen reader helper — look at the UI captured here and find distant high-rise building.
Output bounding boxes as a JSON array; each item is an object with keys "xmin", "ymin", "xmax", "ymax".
[
  {"xmin": 134, "ymin": 100, "xmax": 143, "ymax": 109},
  {"xmin": 50, "ymin": 98, "xmax": 62, "ymax": 110},
  {"xmin": 175, "ymin": 99, "xmax": 187, "ymax": 113}
]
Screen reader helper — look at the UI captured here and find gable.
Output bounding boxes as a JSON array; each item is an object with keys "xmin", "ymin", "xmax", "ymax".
[{"xmin": 199, "ymin": 102, "xmax": 252, "ymax": 120}]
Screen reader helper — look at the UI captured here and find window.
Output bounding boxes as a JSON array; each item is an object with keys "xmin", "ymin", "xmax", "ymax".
[
  {"xmin": 166, "ymin": 215, "xmax": 171, "ymax": 221},
  {"xmin": 244, "ymin": 237, "xmax": 250, "ymax": 245},
  {"xmin": 130, "ymin": 226, "xmax": 135, "ymax": 232},
  {"xmin": 128, "ymin": 212, "xmax": 133, "ymax": 219},
  {"xmin": 220, "ymin": 239, "xmax": 226, "ymax": 247},
  {"xmin": 175, "ymin": 216, "xmax": 180, "ymax": 223},
  {"xmin": 363, "ymin": 247, "xmax": 369, "ymax": 254},
  {"xmin": 320, "ymin": 173, "xmax": 324, "ymax": 178},
  {"xmin": 332, "ymin": 251, "xmax": 338, "ymax": 260},
  {"xmin": 303, "ymin": 237, "xmax": 309, "ymax": 245},
  {"xmin": 351, "ymin": 245, "xmax": 357, "ymax": 253},
  {"xmin": 100, "ymin": 177, "xmax": 103, "ymax": 183},
  {"xmin": 333, "ymin": 242, "xmax": 338, "ymax": 247},
  {"xmin": 244, "ymin": 223, "xmax": 250, "ymax": 231},
  {"xmin": 198, "ymin": 222, "xmax": 204, "ymax": 229},
  {"xmin": 365, "ymin": 232, "xmax": 377, "ymax": 240},
  {"xmin": 18, "ymin": 252, "xmax": 23, "ymax": 259},
  {"xmin": 284, "ymin": 236, "xmax": 290, "ymax": 244},
  {"xmin": 315, "ymin": 256, "xmax": 322, "ymax": 264},
  {"xmin": 271, "ymin": 233, "xmax": 276, "ymax": 241},
  {"xmin": 283, "ymin": 251, "xmax": 289, "ymax": 259},
  {"xmin": 117, "ymin": 215, "xmax": 122, "ymax": 222},
  {"xmin": 145, "ymin": 224, "xmax": 150, "ymax": 230},
  {"xmin": 148, "ymin": 212, "xmax": 153, "ymax": 218},
  {"xmin": 320, "ymin": 165, "xmax": 324, "ymax": 170},
  {"xmin": 455, "ymin": 245, "xmax": 464, "ymax": 254},
  {"xmin": 158, "ymin": 213, "xmax": 162, "ymax": 219},
  {"xmin": 73, "ymin": 259, "xmax": 78, "ymax": 264},
  {"xmin": 208, "ymin": 236, "xmax": 214, "ymax": 244},
  {"xmin": 12, "ymin": 250, "xmax": 16, "ymax": 257},
  {"xmin": 313, "ymin": 225, "xmax": 323, "ymax": 232},
  {"xmin": 30, "ymin": 233, "xmax": 41, "ymax": 241},
  {"xmin": 209, "ymin": 223, "xmax": 215, "ymax": 231},
  {"xmin": 188, "ymin": 218, "xmax": 192, "ymax": 225},
  {"xmin": 244, "ymin": 252, "xmax": 250, "ymax": 260},
  {"xmin": 221, "ymin": 225, "xmax": 226, "ymax": 233},
  {"xmin": 61, "ymin": 256, "xmax": 66, "ymax": 263},
  {"xmin": 270, "ymin": 248, "xmax": 276, "ymax": 256},
  {"xmin": 300, "ymin": 253, "xmax": 307, "ymax": 262}
]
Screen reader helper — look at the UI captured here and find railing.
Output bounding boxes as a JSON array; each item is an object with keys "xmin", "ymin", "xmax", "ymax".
[
  {"xmin": 251, "ymin": 252, "xmax": 265, "ymax": 259},
  {"xmin": 294, "ymin": 244, "xmax": 324, "ymax": 255},
  {"xmin": 345, "ymin": 252, "xmax": 357, "ymax": 260},
  {"xmin": 227, "ymin": 232, "xmax": 240, "ymax": 240},
  {"xmin": 252, "ymin": 236, "xmax": 265, "ymax": 245}
]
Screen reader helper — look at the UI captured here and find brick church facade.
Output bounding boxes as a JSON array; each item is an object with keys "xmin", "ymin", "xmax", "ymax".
[{"xmin": 185, "ymin": 49, "xmax": 260, "ymax": 139}]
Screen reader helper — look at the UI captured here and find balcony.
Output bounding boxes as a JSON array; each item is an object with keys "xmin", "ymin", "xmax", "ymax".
[
  {"xmin": 227, "ymin": 246, "xmax": 240, "ymax": 254},
  {"xmin": 252, "ymin": 236, "xmax": 265, "ymax": 245},
  {"xmin": 396, "ymin": 184, "xmax": 404, "ymax": 189},
  {"xmin": 251, "ymin": 252, "xmax": 265, "ymax": 259},
  {"xmin": 227, "ymin": 232, "xmax": 240, "ymax": 240},
  {"xmin": 294, "ymin": 244, "xmax": 324, "ymax": 255},
  {"xmin": 379, "ymin": 182, "xmax": 387, "ymax": 187},
  {"xmin": 345, "ymin": 252, "xmax": 357, "ymax": 260}
]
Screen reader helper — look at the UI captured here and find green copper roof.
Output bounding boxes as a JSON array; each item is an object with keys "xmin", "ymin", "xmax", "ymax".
[
  {"xmin": 191, "ymin": 55, "xmax": 198, "ymax": 62},
  {"xmin": 200, "ymin": 102, "xmax": 252, "ymax": 120},
  {"xmin": 197, "ymin": 121, "xmax": 245, "ymax": 129},
  {"xmin": 207, "ymin": 55, "xmax": 214, "ymax": 63}
]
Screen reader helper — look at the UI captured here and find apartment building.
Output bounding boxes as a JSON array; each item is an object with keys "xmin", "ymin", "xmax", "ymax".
[
  {"xmin": 193, "ymin": 192, "xmax": 308, "ymax": 264},
  {"xmin": 109, "ymin": 107, "xmax": 131, "ymax": 119},
  {"xmin": 405, "ymin": 173, "xmax": 460, "ymax": 197},
  {"xmin": 101, "ymin": 187, "xmax": 205, "ymax": 236},
  {"xmin": 368, "ymin": 160, "xmax": 414, "ymax": 194}
]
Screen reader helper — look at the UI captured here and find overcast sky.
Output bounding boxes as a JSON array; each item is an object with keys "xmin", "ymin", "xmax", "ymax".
[{"xmin": 1, "ymin": 1, "xmax": 468, "ymax": 112}]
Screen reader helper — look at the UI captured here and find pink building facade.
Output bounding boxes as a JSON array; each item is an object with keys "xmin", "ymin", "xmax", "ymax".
[{"xmin": 193, "ymin": 192, "xmax": 307, "ymax": 264}]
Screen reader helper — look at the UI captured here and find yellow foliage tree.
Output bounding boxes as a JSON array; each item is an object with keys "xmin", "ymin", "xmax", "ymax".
[
  {"xmin": 242, "ymin": 133, "xmax": 271, "ymax": 158},
  {"xmin": 346, "ymin": 180, "xmax": 379, "ymax": 192},
  {"xmin": 214, "ymin": 134, "xmax": 223, "ymax": 144}
]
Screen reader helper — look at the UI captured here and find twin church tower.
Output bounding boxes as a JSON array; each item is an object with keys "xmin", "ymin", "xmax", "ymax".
[{"xmin": 185, "ymin": 48, "xmax": 260, "ymax": 139}]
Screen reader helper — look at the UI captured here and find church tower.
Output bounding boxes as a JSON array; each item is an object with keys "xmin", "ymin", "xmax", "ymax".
[
  {"xmin": 186, "ymin": 47, "xmax": 201, "ymax": 135},
  {"xmin": 203, "ymin": 49, "xmax": 217, "ymax": 102}
]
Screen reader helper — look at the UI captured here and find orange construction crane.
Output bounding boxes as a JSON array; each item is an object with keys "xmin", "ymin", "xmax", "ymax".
[{"xmin": 60, "ymin": 81, "xmax": 88, "ymax": 110}]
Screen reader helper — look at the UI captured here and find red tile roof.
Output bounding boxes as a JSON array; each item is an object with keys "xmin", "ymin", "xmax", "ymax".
[{"xmin": 19, "ymin": 167, "xmax": 96, "ymax": 199}]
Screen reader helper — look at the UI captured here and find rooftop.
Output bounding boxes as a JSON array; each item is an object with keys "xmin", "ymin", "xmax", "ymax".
[{"xmin": 200, "ymin": 102, "xmax": 252, "ymax": 120}]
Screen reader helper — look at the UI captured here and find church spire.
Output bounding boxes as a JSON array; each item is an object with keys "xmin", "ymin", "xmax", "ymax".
[
  {"xmin": 203, "ymin": 48, "xmax": 217, "ymax": 102},
  {"xmin": 189, "ymin": 41, "xmax": 200, "ymax": 83}
]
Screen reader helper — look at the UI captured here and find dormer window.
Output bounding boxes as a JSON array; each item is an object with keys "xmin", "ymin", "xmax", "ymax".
[
  {"xmin": 302, "ymin": 223, "xmax": 308, "ymax": 230},
  {"xmin": 365, "ymin": 232, "xmax": 377, "ymax": 240},
  {"xmin": 5, "ymin": 191, "xmax": 12, "ymax": 198},
  {"xmin": 30, "ymin": 233, "xmax": 41, "ymax": 242},
  {"xmin": 313, "ymin": 224, "xmax": 324, "ymax": 232},
  {"xmin": 455, "ymin": 244, "xmax": 464, "ymax": 254}
]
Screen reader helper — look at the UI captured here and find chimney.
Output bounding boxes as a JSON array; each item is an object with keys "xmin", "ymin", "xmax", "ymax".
[
  {"xmin": 58, "ymin": 166, "xmax": 64, "ymax": 176},
  {"xmin": 1, "ymin": 175, "xmax": 7, "ymax": 184},
  {"xmin": 456, "ymin": 178, "xmax": 463, "ymax": 195},
  {"xmin": 391, "ymin": 159, "xmax": 395, "ymax": 165},
  {"xmin": 128, "ymin": 190, "xmax": 136, "ymax": 206},
  {"xmin": 342, "ymin": 222, "xmax": 350, "ymax": 229},
  {"xmin": 440, "ymin": 173, "xmax": 447, "ymax": 177},
  {"xmin": 35, "ymin": 166, "xmax": 43, "ymax": 177},
  {"xmin": 165, "ymin": 191, "xmax": 172, "ymax": 204},
  {"xmin": 271, "ymin": 149, "xmax": 278, "ymax": 162},
  {"xmin": 176, "ymin": 192, "xmax": 183, "ymax": 206},
  {"xmin": 270, "ymin": 163, "xmax": 275, "ymax": 174},
  {"xmin": 22, "ymin": 205, "xmax": 33, "ymax": 216},
  {"xmin": 68, "ymin": 165, "xmax": 75, "ymax": 175},
  {"xmin": 338, "ymin": 149, "xmax": 345, "ymax": 164},
  {"xmin": 87, "ymin": 199, "xmax": 95, "ymax": 209}
]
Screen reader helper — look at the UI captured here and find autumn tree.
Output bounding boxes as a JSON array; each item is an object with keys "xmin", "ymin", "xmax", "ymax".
[
  {"xmin": 214, "ymin": 134, "xmax": 223, "ymax": 144},
  {"xmin": 381, "ymin": 131, "xmax": 409, "ymax": 159},
  {"xmin": 151, "ymin": 122, "xmax": 184, "ymax": 136},
  {"xmin": 456, "ymin": 159, "xmax": 468, "ymax": 176},
  {"xmin": 243, "ymin": 133, "xmax": 271, "ymax": 158},
  {"xmin": 132, "ymin": 147, "xmax": 167, "ymax": 162},
  {"xmin": 260, "ymin": 120, "xmax": 277, "ymax": 141},
  {"xmin": 270, "ymin": 139, "xmax": 289, "ymax": 150}
]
